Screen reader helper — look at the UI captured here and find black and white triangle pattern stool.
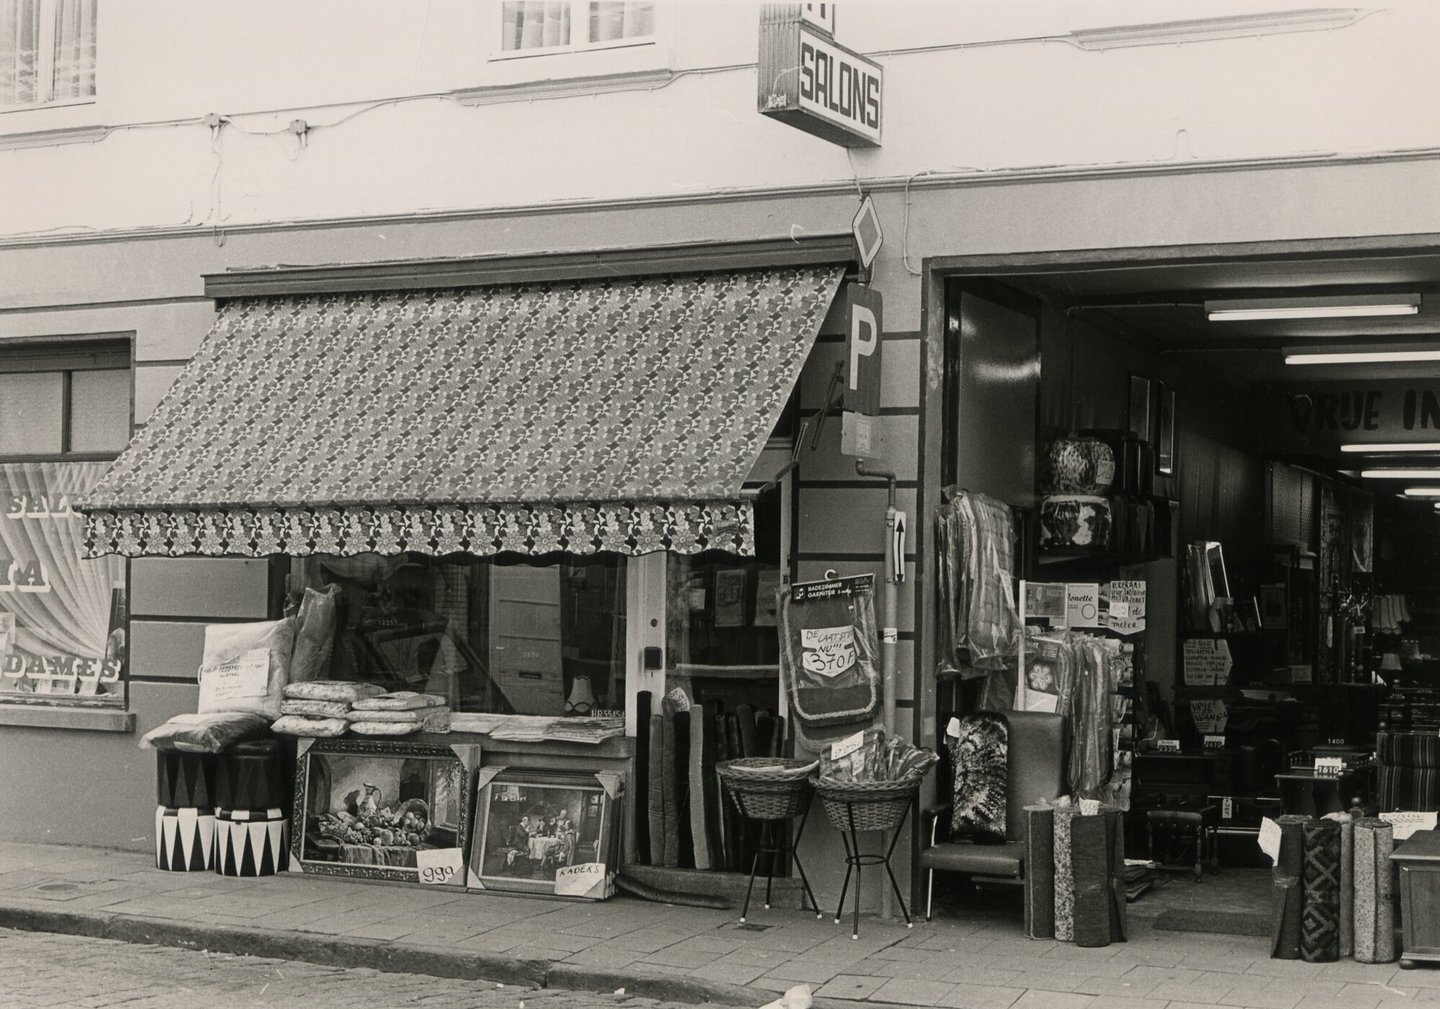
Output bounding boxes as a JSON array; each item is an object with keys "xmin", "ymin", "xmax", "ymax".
[
  {"xmin": 155, "ymin": 806, "xmax": 216, "ymax": 872},
  {"xmin": 215, "ymin": 807, "xmax": 288, "ymax": 877}
]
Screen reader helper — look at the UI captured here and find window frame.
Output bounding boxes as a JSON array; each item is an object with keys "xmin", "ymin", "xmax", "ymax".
[
  {"xmin": 0, "ymin": 336, "xmax": 133, "ymax": 723},
  {"xmin": 0, "ymin": 0, "xmax": 98, "ymax": 115},
  {"xmin": 490, "ymin": 0, "xmax": 660, "ymax": 63}
]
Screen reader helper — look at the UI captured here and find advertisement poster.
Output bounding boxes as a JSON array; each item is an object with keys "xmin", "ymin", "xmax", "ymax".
[
  {"xmin": 1182, "ymin": 638, "xmax": 1233, "ymax": 686},
  {"xmin": 0, "ymin": 462, "xmax": 128, "ymax": 704},
  {"xmin": 1103, "ymin": 580, "xmax": 1147, "ymax": 635}
]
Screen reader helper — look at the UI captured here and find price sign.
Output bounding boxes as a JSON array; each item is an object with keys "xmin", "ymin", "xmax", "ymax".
[
  {"xmin": 1183, "ymin": 639, "xmax": 1233, "ymax": 686},
  {"xmin": 416, "ymin": 847, "xmax": 463, "ymax": 885},
  {"xmin": 555, "ymin": 862, "xmax": 608, "ymax": 899},
  {"xmin": 1222, "ymin": 797, "xmax": 1234, "ymax": 820},
  {"xmin": 1313, "ymin": 757, "xmax": 1344, "ymax": 777},
  {"xmin": 1259, "ymin": 817, "xmax": 1282, "ymax": 863},
  {"xmin": 1156, "ymin": 739, "xmax": 1181, "ymax": 753},
  {"xmin": 831, "ymin": 730, "xmax": 866, "ymax": 760},
  {"xmin": 1379, "ymin": 811, "xmax": 1438, "ymax": 841}
]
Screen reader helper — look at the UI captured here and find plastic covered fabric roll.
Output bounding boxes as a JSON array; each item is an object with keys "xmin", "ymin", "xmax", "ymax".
[
  {"xmin": 1353, "ymin": 818, "xmax": 1397, "ymax": 963},
  {"xmin": 1024, "ymin": 805, "xmax": 1055, "ymax": 939},
  {"xmin": 1335, "ymin": 813, "xmax": 1354, "ymax": 958},
  {"xmin": 1270, "ymin": 814, "xmax": 1308, "ymax": 959},
  {"xmin": 689, "ymin": 705, "xmax": 711, "ymax": 870},
  {"xmin": 647, "ymin": 712, "xmax": 666, "ymax": 867},
  {"xmin": 634, "ymin": 691, "xmax": 652, "ymax": 866},
  {"xmin": 1053, "ymin": 809, "xmax": 1076, "ymax": 942},
  {"xmin": 1301, "ymin": 818, "xmax": 1341, "ymax": 962}
]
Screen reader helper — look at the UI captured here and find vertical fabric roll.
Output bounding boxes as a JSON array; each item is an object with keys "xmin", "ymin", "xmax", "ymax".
[
  {"xmin": 634, "ymin": 691, "xmax": 652, "ymax": 866},
  {"xmin": 1270, "ymin": 814, "xmax": 1309, "ymax": 960},
  {"xmin": 1301, "ymin": 818, "xmax": 1341, "ymax": 962},
  {"xmin": 215, "ymin": 807, "xmax": 288, "ymax": 877},
  {"xmin": 1069, "ymin": 807, "xmax": 1126, "ymax": 947},
  {"xmin": 661, "ymin": 702, "xmax": 679, "ymax": 868},
  {"xmin": 1053, "ymin": 809, "xmax": 1076, "ymax": 942},
  {"xmin": 1353, "ymin": 818, "xmax": 1397, "ymax": 964},
  {"xmin": 689, "ymin": 704, "xmax": 711, "ymax": 870},
  {"xmin": 155, "ymin": 805, "xmax": 215, "ymax": 872},
  {"xmin": 673, "ymin": 708, "xmax": 693, "ymax": 869},
  {"xmin": 1336, "ymin": 813, "xmax": 1354, "ymax": 958},
  {"xmin": 1024, "ymin": 805, "xmax": 1056, "ymax": 940},
  {"xmin": 701, "ymin": 699, "xmax": 724, "ymax": 869},
  {"xmin": 647, "ymin": 712, "xmax": 666, "ymax": 868},
  {"xmin": 1106, "ymin": 806, "xmax": 1129, "ymax": 944}
]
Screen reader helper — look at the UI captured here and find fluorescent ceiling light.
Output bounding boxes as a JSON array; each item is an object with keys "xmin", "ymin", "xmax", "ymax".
[
  {"xmin": 1403, "ymin": 487, "xmax": 1440, "ymax": 497},
  {"xmin": 1284, "ymin": 347, "xmax": 1440, "ymax": 366},
  {"xmin": 1361, "ymin": 469, "xmax": 1440, "ymax": 479},
  {"xmin": 1342, "ymin": 443, "xmax": 1440, "ymax": 453},
  {"xmin": 1207, "ymin": 293, "xmax": 1420, "ymax": 322}
]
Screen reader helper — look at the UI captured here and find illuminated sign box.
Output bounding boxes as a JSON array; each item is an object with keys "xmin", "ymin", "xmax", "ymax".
[{"xmin": 758, "ymin": 5, "xmax": 882, "ymax": 148}]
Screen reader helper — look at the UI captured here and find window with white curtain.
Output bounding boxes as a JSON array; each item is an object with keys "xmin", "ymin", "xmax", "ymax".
[
  {"xmin": 501, "ymin": 1, "xmax": 655, "ymax": 54},
  {"xmin": 0, "ymin": 0, "xmax": 96, "ymax": 110}
]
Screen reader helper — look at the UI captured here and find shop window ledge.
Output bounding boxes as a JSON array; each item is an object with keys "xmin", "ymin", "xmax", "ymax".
[{"xmin": 0, "ymin": 703, "xmax": 135, "ymax": 733}]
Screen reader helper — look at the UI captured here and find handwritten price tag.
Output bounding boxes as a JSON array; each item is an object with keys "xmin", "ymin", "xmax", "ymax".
[
  {"xmin": 416, "ymin": 847, "xmax": 463, "ymax": 885},
  {"xmin": 831, "ymin": 730, "xmax": 866, "ymax": 761}
]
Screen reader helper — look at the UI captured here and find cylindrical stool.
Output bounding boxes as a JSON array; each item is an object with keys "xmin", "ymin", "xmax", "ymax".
[
  {"xmin": 215, "ymin": 739, "xmax": 285, "ymax": 812},
  {"xmin": 215, "ymin": 807, "xmax": 289, "ymax": 877},
  {"xmin": 156, "ymin": 751, "xmax": 216, "ymax": 808},
  {"xmin": 155, "ymin": 805, "xmax": 215, "ymax": 872}
]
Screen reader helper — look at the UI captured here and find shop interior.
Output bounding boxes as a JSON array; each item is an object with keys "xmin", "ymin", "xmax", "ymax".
[{"xmin": 941, "ymin": 250, "xmax": 1440, "ymax": 929}]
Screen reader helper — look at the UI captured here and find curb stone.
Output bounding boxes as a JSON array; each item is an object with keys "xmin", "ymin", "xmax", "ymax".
[{"xmin": 0, "ymin": 904, "xmax": 913, "ymax": 1008}]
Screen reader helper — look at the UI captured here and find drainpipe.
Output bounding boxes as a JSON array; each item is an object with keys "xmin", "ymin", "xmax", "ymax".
[{"xmin": 855, "ymin": 457, "xmax": 900, "ymax": 740}]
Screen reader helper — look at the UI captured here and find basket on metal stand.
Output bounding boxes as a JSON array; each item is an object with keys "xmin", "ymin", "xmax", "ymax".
[
  {"xmin": 814, "ymin": 774, "xmax": 925, "ymax": 940},
  {"xmin": 717, "ymin": 758, "xmax": 822, "ymax": 924}
]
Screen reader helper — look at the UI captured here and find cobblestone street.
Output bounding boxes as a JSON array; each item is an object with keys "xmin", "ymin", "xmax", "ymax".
[{"xmin": 0, "ymin": 928, "xmax": 733, "ymax": 1009}]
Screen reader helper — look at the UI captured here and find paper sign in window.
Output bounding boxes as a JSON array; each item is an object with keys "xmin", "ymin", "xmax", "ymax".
[{"xmin": 801, "ymin": 626, "xmax": 857, "ymax": 678}]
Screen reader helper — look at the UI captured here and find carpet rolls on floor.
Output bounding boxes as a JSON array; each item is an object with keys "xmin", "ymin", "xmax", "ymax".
[
  {"xmin": 1353, "ymin": 818, "xmax": 1397, "ymax": 964},
  {"xmin": 1301, "ymin": 818, "xmax": 1341, "ymax": 962},
  {"xmin": 647, "ymin": 712, "xmax": 666, "ymax": 868},
  {"xmin": 1053, "ymin": 809, "xmax": 1075, "ymax": 942},
  {"xmin": 1070, "ymin": 808, "xmax": 1126, "ymax": 947},
  {"xmin": 1336, "ymin": 813, "xmax": 1354, "ymax": 958},
  {"xmin": 1270, "ymin": 814, "xmax": 1309, "ymax": 960},
  {"xmin": 1024, "ymin": 805, "xmax": 1055, "ymax": 940}
]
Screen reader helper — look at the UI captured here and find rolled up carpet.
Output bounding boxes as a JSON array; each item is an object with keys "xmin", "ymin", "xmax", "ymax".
[
  {"xmin": 1053, "ymin": 809, "xmax": 1075, "ymax": 942},
  {"xmin": 647, "ymin": 712, "xmax": 667, "ymax": 867},
  {"xmin": 1270, "ymin": 814, "xmax": 1309, "ymax": 959},
  {"xmin": 634, "ymin": 691, "xmax": 652, "ymax": 866},
  {"xmin": 1024, "ymin": 805, "xmax": 1056, "ymax": 939},
  {"xmin": 1070, "ymin": 808, "xmax": 1125, "ymax": 947},
  {"xmin": 1335, "ymin": 813, "xmax": 1354, "ymax": 958},
  {"xmin": 1353, "ymin": 818, "xmax": 1397, "ymax": 964},
  {"xmin": 1301, "ymin": 818, "xmax": 1341, "ymax": 962}
]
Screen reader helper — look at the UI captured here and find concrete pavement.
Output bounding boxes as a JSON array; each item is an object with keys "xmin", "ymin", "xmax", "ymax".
[{"xmin": 0, "ymin": 841, "xmax": 1433, "ymax": 1008}]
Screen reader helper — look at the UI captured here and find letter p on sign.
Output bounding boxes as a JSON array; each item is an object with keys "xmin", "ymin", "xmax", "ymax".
[{"xmin": 844, "ymin": 285, "xmax": 883, "ymax": 416}]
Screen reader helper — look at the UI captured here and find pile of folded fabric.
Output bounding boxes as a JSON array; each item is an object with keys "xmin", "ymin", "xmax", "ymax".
[
  {"xmin": 270, "ymin": 680, "xmax": 384, "ymax": 737},
  {"xmin": 349, "ymin": 691, "xmax": 451, "ymax": 736}
]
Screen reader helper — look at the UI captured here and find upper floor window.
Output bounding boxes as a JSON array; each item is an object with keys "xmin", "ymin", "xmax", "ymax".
[
  {"xmin": 501, "ymin": 1, "xmax": 655, "ymax": 55},
  {"xmin": 0, "ymin": 341, "xmax": 130, "ymax": 708},
  {"xmin": 0, "ymin": 0, "xmax": 96, "ymax": 111}
]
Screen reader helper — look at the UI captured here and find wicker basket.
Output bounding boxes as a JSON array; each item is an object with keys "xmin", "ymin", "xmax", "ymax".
[
  {"xmin": 814, "ymin": 775, "xmax": 922, "ymax": 833},
  {"xmin": 717, "ymin": 757, "xmax": 818, "ymax": 782},
  {"xmin": 718, "ymin": 764, "xmax": 815, "ymax": 821}
]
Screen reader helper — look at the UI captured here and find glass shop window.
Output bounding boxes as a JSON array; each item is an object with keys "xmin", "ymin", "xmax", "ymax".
[
  {"xmin": 299, "ymin": 553, "xmax": 627, "ymax": 716},
  {"xmin": 499, "ymin": 1, "xmax": 655, "ymax": 54},
  {"xmin": 0, "ymin": 0, "xmax": 97, "ymax": 111},
  {"xmin": 664, "ymin": 489, "xmax": 782, "ymax": 735},
  {"xmin": 0, "ymin": 344, "xmax": 131, "ymax": 708}
]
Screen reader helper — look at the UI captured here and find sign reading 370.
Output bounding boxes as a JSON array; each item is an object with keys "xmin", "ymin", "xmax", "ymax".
[{"xmin": 758, "ymin": 5, "xmax": 882, "ymax": 148}]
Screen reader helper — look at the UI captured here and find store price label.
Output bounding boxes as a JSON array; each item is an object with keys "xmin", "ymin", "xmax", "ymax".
[
  {"xmin": 1155, "ymin": 739, "xmax": 1180, "ymax": 753},
  {"xmin": 1204, "ymin": 735, "xmax": 1226, "ymax": 751},
  {"xmin": 416, "ymin": 848, "xmax": 463, "ymax": 885},
  {"xmin": 1314, "ymin": 757, "xmax": 1344, "ymax": 777},
  {"xmin": 555, "ymin": 862, "xmax": 608, "ymax": 899},
  {"xmin": 1222, "ymin": 797, "xmax": 1234, "ymax": 820},
  {"xmin": 1380, "ymin": 811, "xmax": 1439, "ymax": 841},
  {"xmin": 831, "ymin": 730, "xmax": 866, "ymax": 760}
]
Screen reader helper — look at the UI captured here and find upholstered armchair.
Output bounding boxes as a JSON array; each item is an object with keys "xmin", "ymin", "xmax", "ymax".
[{"xmin": 920, "ymin": 710, "xmax": 1070, "ymax": 920}]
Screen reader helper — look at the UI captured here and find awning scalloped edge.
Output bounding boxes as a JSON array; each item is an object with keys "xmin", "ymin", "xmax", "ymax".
[{"xmin": 81, "ymin": 500, "xmax": 754, "ymax": 559}]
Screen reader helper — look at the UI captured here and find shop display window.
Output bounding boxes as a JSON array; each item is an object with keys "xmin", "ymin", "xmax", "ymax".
[
  {"xmin": 664, "ymin": 488, "xmax": 782, "ymax": 714},
  {"xmin": 298, "ymin": 553, "xmax": 627, "ymax": 716}
]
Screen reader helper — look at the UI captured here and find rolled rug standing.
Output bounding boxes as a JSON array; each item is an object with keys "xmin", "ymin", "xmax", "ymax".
[
  {"xmin": 1053, "ymin": 808, "xmax": 1076, "ymax": 942},
  {"xmin": 1353, "ymin": 818, "xmax": 1397, "ymax": 964},
  {"xmin": 647, "ymin": 712, "xmax": 666, "ymax": 867},
  {"xmin": 689, "ymin": 704, "xmax": 711, "ymax": 870},
  {"xmin": 1070, "ymin": 806, "xmax": 1126, "ymax": 947},
  {"xmin": 1024, "ymin": 805, "xmax": 1056, "ymax": 940},
  {"xmin": 634, "ymin": 691, "xmax": 652, "ymax": 866},
  {"xmin": 1301, "ymin": 818, "xmax": 1341, "ymax": 962},
  {"xmin": 1335, "ymin": 813, "xmax": 1354, "ymax": 958},
  {"xmin": 1270, "ymin": 814, "xmax": 1309, "ymax": 960}
]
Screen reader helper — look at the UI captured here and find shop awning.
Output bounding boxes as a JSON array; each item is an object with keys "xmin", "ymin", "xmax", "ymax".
[{"xmin": 80, "ymin": 263, "xmax": 844, "ymax": 558}]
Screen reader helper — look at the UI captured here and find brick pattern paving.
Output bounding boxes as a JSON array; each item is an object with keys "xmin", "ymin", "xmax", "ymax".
[{"xmin": 2, "ymin": 842, "xmax": 1437, "ymax": 1008}]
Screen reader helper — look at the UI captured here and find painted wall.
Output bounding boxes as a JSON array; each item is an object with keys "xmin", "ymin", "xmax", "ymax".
[{"xmin": 3, "ymin": 3, "xmax": 1439, "ymax": 239}]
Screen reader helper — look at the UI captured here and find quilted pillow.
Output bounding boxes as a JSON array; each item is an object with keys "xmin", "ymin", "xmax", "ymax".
[{"xmin": 283, "ymin": 680, "xmax": 386, "ymax": 703}]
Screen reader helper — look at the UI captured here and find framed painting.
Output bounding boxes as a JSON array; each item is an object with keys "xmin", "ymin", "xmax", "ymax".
[
  {"xmin": 467, "ymin": 767, "xmax": 623, "ymax": 900},
  {"xmin": 291, "ymin": 738, "xmax": 482, "ymax": 887}
]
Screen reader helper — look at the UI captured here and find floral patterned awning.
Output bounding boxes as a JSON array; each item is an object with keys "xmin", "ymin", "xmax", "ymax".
[{"xmin": 80, "ymin": 264, "xmax": 843, "ymax": 558}]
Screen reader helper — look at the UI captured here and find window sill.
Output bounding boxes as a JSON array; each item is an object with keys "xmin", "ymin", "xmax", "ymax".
[
  {"xmin": 451, "ymin": 65, "xmax": 676, "ymax": 106},
  {"xmin": 0, "ymin": 703, "xmax": 135, "ymax": 733}
]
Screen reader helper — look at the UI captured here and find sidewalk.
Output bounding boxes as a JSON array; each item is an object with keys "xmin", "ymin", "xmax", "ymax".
[{"xmin": 0, "ymin": 841, "xmax": 1433, "ymax": 1009}]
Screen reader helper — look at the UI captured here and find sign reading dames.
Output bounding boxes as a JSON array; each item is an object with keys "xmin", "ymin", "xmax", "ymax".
[{"xmin": 758, "ymin": 4, "xmax": 882, "ymax": 148}]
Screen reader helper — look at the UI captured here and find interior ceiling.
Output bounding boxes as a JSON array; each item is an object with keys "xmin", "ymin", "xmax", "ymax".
[
  {"xmin": 1011, "ymin": 251, "xmax": 1440, "ymax": 385},
  {"xmin": 1003, "ymin": 249, "xmax": 1440, "ymax": 499}
]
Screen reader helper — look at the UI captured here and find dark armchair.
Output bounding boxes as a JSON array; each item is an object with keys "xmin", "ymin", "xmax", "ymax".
[{"xmin": 920, "ymin": 710, "xmax": 1070, "ymax": 920}]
